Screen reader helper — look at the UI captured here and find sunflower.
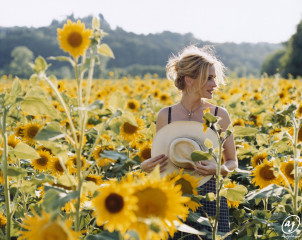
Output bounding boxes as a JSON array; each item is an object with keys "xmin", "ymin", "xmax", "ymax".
[
  {"xmin": 67, "ymin": 155, "xmax": 88, "ymax": 174},
  {"xmin": 131, "ymin": 175, "xmax": 189, "ymax": 239},
  {"xmin": 137, "ymin": 142, "xmax": 152, "ymax": 161},
  {"xmin": 91, "ymin": 181, "xmax": 137, "ymax": 233},
  {"xmin": 57, "ymin": 20, "xmax": 92, "ymax": 59},
  {"xmin": 92, "ymin": 145, "xmax": 116, "ymax": 167},
  {"xmin": 50, "ymin": 157, "xmax": 70, "ymax": 176},
  {"xmin": 251, "ymin": 159, "xmax": 282, "ymax": 189},
  {"xmin": 0, "ymin": 169, "xmax": 4, "ymax": 186},
  {"xmin": 166, "ymin": 169, "xmax": 201, "ymax": 212},
  {"xmin": 134, "ymin": 175, "xmax": 189, "ymax": 222},
  {"xmin": 251, "ymin": 152, "xmax": 268, "ymax": 168},
  {"xmin": 224, "ymin": 181, "xmax": 241, "ymax": 208},
  {"xmin": 158, "ymin": 93, "xmax": 172, "ymax": 104},
  {"xmin": 18, "ymin": 211, "xmax": 80, "ymax": 240},
  {"xmin": 23, "ymin": 122, "xmax": 43, "ymax": 143},
  {"xmin": 280, "ymin": 160, "xmax": 302, "ymax": 188},
  {"xmin": 85, "ymin": 174, "xmax": 104, "ymax": 185},
  {"xmin": 296, "ymin": 103, "xmax": 302, "ymax": 118},
  {"xmin": 202, "ymin": 107, "xmax": 211, "ymax": 133},
  {"xmin": 0, "ymin": 134, "xmax": 21, "ymax": 155},
  {"xmin": 125, "ymin": 99, "xmax": 140, "ymax": 112},
  {"xmin": 119, "ymin": 117, "xmax": 144, "ymax": 143},
  {"xmin": 14, "ymin": 123, "xmax": 24, "ymax": 137},
  {"xmin": 31, "ymin": 150, "xmax": 53, "ymax": 172},
  {"xmin": 298, "ymin": 126, "xmax": 302, "ymax": 143},
  {"xmin": 0, "ymin": 213, "xmax": 6, "ymax": 229},
  {"xmin": 232, "ymin": 119, "xmax": 245, "ymax": 127},
  {"xmin": 62, "ymin": 194, "xmax": 89, "ymax": 213}
]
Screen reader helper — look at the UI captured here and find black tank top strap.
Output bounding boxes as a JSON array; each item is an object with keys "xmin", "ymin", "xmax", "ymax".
[
  {"xmin": 168, "ymin": 107, "xmax": 172, "ymax": 124},
  {"xmin": 214, "ymin": 106, "xmax": 219, "ymax": 116},
  {"xmin": 210, "ymin": 107, "xmax": 219, "ymax": 131}
]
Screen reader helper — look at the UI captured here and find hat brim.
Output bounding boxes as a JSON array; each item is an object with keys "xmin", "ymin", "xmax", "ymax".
[{"xmin": 151, "ymin": 121, "xmax": 219, "ymax": 186}]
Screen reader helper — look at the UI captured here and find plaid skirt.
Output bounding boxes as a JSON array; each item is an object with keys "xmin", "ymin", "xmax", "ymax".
[{"xmin": 171, "ymin": 177, "xmax": 231, "ymax": 240}]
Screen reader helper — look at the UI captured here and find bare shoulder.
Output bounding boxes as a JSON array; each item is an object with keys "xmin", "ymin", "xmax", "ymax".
[
  {"xmin": 216, "ymin": 106, "xmax": 232, "ymax": 131},
  {"xmin": 156, "ymin": 107, "xmax": 170, "ymax": 132}
]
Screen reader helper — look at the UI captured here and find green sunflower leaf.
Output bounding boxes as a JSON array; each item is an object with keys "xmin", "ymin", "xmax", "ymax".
[
  {"xmin": 34, "ymin": 122, "xmax": 65, "ymax": 141},
  {"xmin": 98, "ymin": 43, "xmax": 115, "ymax": 59},
  {"xmin": 233, "ymin": 126, "xmax": 258, "ymax": 137},
  {"xmin": 10, "ymin": 142, "xmax": 39, "ymax": 159},
  {"xmin": 20, "ymin": 96, "xmax": 60, "ymax": 119},
  {"xmin": 220, "ymin": 184, "xmax": 248, "ymax": 202},
  {"xmin": 245, "ymin": 184, "xmax": 284, "ymax": 201},
  {"xmin": 191, "ymin": 150, "xmax": 213, "ymax": 162}
]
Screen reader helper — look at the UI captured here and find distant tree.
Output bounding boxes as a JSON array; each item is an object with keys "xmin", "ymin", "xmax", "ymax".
[
  {"xmin": 280, "ymin": 19, "xmax": 302, "ymax": 77},
  {"xmin": 261, "ymin": 49, "xmax": 286, "ymax": 75},
  {"xmin": 9, "ymin": 46, "xmax": 34, "ymax": 78}
]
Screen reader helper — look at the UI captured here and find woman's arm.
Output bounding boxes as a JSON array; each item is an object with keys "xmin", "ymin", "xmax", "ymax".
[
  {"xmin": 195, "ymin": 107, "xmax": 238, "ymax": 176},
  {"xmin": 141, "ymin": 108, "xmax": 169, "ymax": 173}
]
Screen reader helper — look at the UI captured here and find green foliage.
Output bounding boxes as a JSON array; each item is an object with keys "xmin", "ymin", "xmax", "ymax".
[
  {"xmin": 8, "ymin": 46, "xmax": 34, "ymax": 78},
  {"xmin": 261, "ymin": 49, "xmax": 286, "ymax": 75},
  {"xmin": 262, "ymin": 18, "xmax": 302, "ymax": 78},
  {"xmin": 0, "ymin": 14, "xmax": 281, "ymax": 78},
  {"xmin": 281, "ymin": 19, "xmax": 302, "ymax": 78}
]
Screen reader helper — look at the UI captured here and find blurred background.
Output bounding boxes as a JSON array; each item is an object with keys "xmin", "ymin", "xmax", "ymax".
[{"xmin": 0, "ymin": 0, "xmax": 302, "ymax": 79}]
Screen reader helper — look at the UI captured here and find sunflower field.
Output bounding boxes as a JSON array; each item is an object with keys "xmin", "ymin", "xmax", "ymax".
[{"xmin": 0, "ymin": 18, "xmax": 302, "ymax": 240}]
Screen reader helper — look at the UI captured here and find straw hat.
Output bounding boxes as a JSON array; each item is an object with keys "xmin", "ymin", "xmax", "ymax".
[{"xmin": 151, "ymin": 121, "xmax": 218, "ymax": 186}]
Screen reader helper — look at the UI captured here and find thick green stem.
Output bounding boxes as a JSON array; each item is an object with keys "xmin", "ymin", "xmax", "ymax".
[
  {"xmin": 2, "ymin": 109, "xmax": 11, "ymax": 240},
  {"xmin": 292, "ymin": 117, "xmax": 299, "ymax": 215},
  {"xmin": 213, "ymin": 131, "xmax": 223, "ymax": 240}
]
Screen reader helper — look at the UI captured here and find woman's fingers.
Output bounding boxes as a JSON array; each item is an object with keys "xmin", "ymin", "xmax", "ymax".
[{"xmin": 150, "ymin": 155, "xmax": 168, "ymax": 168}]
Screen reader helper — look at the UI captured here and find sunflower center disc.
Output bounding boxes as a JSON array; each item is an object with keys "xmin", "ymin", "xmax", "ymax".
[
  {"xmin": 37, "ymin": 157, "xmax": 48, "ymax": 166},
  {"xmin": 105, "ymin": 193, "xmax": 124, "ymax": 213},
  {"xmin": 68, "ymin": 32, "xmax": 83, "ymax": 48},
  {"xmin": 260, "ymin": 166, "xmax": 275, "ymax": 180},
  {"xmin": 123, "ymin": 122, "xmax": 138, "ymax": 134}
]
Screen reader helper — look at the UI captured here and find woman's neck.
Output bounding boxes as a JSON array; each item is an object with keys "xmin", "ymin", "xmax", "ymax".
[{"xmin": 180, "ymin": 96, "xmax": 204, "ymax": 112}]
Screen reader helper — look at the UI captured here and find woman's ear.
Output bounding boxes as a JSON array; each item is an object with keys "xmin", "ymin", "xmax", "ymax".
[{"xmin": 184, "ymin": 76, "xmax": 193, "ymax": 86}]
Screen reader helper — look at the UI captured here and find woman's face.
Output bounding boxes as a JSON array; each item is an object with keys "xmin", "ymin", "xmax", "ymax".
[{"xmin": 192, "ymin": 65, "xmax": 217, "ymax": 99}]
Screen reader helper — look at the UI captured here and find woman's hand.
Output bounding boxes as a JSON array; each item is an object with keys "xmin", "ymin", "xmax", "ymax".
[
  {"xmin": 141, "ymin": 154, "xmax": 168, "ymax": 173},
  {"xmin": 194, "ymin": 160, "xmax": 217, "ymax": 176}
]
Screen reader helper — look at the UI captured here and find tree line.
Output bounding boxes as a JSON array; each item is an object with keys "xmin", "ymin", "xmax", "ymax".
[
  {"xmin": 261, "ymin": 18, "xmax": 302, "ymax": 78},
  {"xmin": 0, "ymin": 14, "xmax": 282, "ymax": 79}
]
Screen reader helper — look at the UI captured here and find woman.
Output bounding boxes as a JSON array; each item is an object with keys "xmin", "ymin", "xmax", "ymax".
[{"xmin": 141, "ymin": 45, "xmax": 238, "ymax": 239}]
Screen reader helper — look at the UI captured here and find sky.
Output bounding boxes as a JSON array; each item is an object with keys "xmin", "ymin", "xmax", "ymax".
[{"xmin": 1, "ymin": 0, "xmax": 302, "ymax": 44}]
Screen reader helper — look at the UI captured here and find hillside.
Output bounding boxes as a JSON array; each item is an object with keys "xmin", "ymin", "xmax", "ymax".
[{"xmin": 0, "ymin": 14, "xmax": 282, "ymax": 78}]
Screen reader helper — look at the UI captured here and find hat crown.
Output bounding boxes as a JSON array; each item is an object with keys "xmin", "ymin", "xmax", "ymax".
[{"xmin": 169, "ymin": 137, "xmax": 206, "ymax": 170}]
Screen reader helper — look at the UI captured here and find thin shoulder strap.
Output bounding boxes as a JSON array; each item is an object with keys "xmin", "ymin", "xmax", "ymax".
[
  {"xmin": 168, "ymin": 107, "xmax": 172, "ymax": 124},
  {"xmin": 214, "ymin": 106, "xmax": 219, "ymax": 116}
]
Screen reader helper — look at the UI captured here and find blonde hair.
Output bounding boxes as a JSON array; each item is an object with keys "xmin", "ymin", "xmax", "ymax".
[{"xmin": 166, "ymin": 45, "xmax": 226, "ymax": 92}]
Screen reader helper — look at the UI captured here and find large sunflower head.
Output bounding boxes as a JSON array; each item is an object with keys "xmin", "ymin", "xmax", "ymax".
[
  {"xmin": 280, "ymin": 160, "xmax": 302, "ymax": 188},
  {"xmin": 18, "ymin": 211, "xmax": 80, "ymax": 240},
  {"xmin": 251, "ymin": 159, "xmax": 282, "ymax": 189},
  {"xmin": 166, "ymin": 170, "xmax": 201, "ymax": 212},
  {"xmin": 133, "ymin": 176, "xmax": 189, "ymax": 222},
  {"xmin": 57, "ymin": 20, "xmax": 93, "ymax": 59},
  {"xmin": 92, "ymin": 181, "xmax": 137, "ymax": 233}
]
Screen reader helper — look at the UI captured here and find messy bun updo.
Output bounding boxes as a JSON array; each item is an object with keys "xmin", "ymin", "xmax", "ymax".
[{"xmin": 166, "ymin": 45, "xmax": 226, "ymax": 91}]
